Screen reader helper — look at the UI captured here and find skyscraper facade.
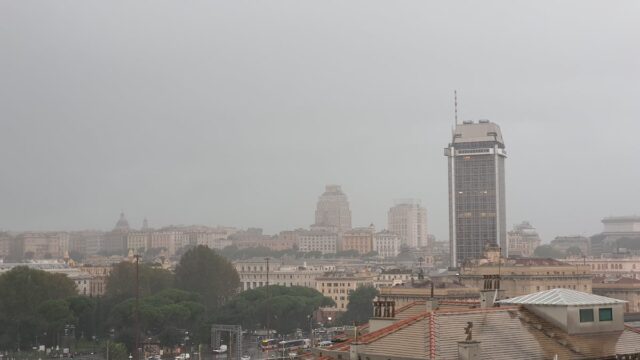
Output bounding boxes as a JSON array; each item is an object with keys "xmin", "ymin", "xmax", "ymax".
[
  {"xmin": 313, "ymin": 185, "xmax": 352, "ymax": 232},
  {"xmin": 387, "ymin": 200, "xmax": 428, "ymax": 249},
  {"xmin": 445, "ymin": 120, "xmax": 507, "ymax": 267}
]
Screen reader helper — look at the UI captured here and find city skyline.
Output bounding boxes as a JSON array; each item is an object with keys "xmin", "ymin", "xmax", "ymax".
[{"xmin": 1, "ymin": 1, "xmax": 639, "ymax": 242}]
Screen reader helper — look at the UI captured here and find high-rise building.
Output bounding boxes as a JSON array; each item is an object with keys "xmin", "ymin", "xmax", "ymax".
[
  {"xmin": 445, "ymin": 120, "xmax": 507, "ymax": 267},
  {"xmin": 387, "ymin": 199, "xmax": 428, "ymax": 249},
  {"xmin": 313, "ymin": 185, "xmax": 352, "ymax": 232}
]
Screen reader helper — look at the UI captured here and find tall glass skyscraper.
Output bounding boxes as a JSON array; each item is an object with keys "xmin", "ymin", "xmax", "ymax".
[{"xmin": 445, "ymin": 120, "xmax": 507, "ymax": 267}]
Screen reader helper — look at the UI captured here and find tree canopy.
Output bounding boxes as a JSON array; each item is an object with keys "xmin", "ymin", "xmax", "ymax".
[
  {"xmin": 214, "ymin": 285, "xmax": 334, "ymax": 335},
  {"xmin": 108, "ymin": 289, "xmax": 205, "ymax": 348},
  {"xmin": 105, "ymin": 261, "xmax": 174, "ymax": 302},
  {"xmin": 564, "ymin": 246, "xmax": 584, "ymax": 257},
  {"xmin": 174, "ymin": 245, "xmax": 240, "ymax": 311},
  {"xmin": 337, "ymin": 286, "xmax": 378, "ymax": 325},
  {"xmin": 0, "ymin": 266, "xmax": 79, "ymax": 350},
  {"xmin": 533, "ymin": 245, "xmax": 564, "ymax": 259}
]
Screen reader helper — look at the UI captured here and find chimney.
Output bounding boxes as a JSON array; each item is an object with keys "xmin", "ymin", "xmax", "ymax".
[
  {"xmin": 426, "ymin": 298, "xmax": 439, "ymax": 312},
  {"xmin": 479, "ymin": 289, "xmax": 504, "ymax": 308},
  {"xmin": 480, "ymin": 274, "xmax": 504, "ymax": 308},
  {"xmin": 457, "ymin": 341, "xmax": 481, "ymax": 360},
  {"xmin": 350, "ymin": 343, "xmax": 362, "ymax": 360}
]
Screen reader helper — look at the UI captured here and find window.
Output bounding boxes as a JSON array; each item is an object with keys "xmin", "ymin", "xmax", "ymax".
[
  {"xmin": 599, "ymin": 308, "xmax": 613, "ymax": 321},
  {"xmin": 579, "ymin": 309, "xmax": 594, "ymax": 322}
]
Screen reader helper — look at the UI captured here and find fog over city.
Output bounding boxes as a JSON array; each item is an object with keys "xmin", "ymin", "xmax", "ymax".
[{"xmin": 1, "ymin": 1, "xmax": 639, "ymax": 241}]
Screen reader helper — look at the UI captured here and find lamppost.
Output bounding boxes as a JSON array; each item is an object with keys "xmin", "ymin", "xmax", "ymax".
[
  {"xmin": 134, "ymin": 254, "xmax": 141, "ymax": 360},
  {"xmin": 307, "ymin": 315, "xmax": 314, "ymax": 346},
  {"xmin": 265, "ymin": 257, "xmax": 271, "ymax": 336}
]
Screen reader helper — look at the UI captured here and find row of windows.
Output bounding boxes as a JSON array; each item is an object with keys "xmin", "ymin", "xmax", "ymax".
[
  {"xmin": 580, "ymin": 308, "xmax": 612, "ymax": 323},
  {"xmin": 323, "ymin": 282, "xmax": 352, "ymax": 287},
  {"xmin": 592, "ymin": 263, "xmax": 635, "ymax": 270}
]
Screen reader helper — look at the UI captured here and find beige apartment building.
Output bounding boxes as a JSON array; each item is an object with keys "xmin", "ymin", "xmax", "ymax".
[
  {"xmin": 592, "ymin": 277, "xmax": 640, "ymax": 313},
  {"xmin": 460, "ymin": 256, "xmax": 593, "ymax": 298},
  {"xmin": 316, "ymin": 271, "xmax": 375, "ymax": 310},
  {"xmin": 342, "ymin": 226, "xmax": 374, "ymax": 254},
  {"xmin": 17, "ymin": 232, "xmax": 69, "ymax": 259},
  {"xmin": 564, "ymin": 256, "xmax": 640, "ymax": 279},
  {"xmin": 298, "ymin": 230, "xmax": 337, "ymax": 254},
  {"xmin": 150, "ymin": 231, "xmax": 189, "ymax": 256}
]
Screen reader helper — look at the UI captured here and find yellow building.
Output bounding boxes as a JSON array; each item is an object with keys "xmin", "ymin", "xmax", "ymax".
[
  {"xmin": 460, "ymin": 256, "xmax": 592, "ymax": 298},
  {"xmin": 316, "ymin": 271, "xmax": 375, "ymax": 310},
  {"xmin": 341, "ymin": 226, "xmax": 374, "ymax": 254}
]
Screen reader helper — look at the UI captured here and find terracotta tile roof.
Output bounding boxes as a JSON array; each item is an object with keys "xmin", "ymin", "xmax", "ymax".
[{"xmin": 319, "ymin": 306, "xmax": 640, "ymax": 360}]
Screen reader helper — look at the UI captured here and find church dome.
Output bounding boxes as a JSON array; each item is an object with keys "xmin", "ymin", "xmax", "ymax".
[{"xmin": 114, "ymin": 212, "xmax": 130, "ymax": 232}]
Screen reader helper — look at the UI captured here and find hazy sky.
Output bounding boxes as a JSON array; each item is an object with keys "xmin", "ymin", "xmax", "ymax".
[{"xmin": 1, "ymin": 1, "xmax": 639, "ymax": 242}]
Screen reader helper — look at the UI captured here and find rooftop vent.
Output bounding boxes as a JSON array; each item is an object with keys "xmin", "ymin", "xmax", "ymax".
[
  {"xmin": 478, "ymin": 119, "xmax": 490, "ymax": 123},
  {"xmin": 462, "ymin": 120, "xmax": 474, "ymax": 125}
]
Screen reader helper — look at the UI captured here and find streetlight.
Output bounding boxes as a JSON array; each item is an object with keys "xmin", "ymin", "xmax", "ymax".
[{"xmin": 307, "ymin": 315, "xmax": 314, "ymax": 346}]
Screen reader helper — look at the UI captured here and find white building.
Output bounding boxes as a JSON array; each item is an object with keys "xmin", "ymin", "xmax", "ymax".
[
  {"xmin": 234, "ymin": 259, "xmax": 334, "ymax": 291},
  {"xmin": 149, "ymin": 231, "xmax": 189, "ymax": 256},
  {"xmin": 373, "ymin": 230, "xmax": 401, "ymax": 258},
  {"xmin": 192, "ymin": 231, "xmax": 232, "ymax": 250},
  {"xmin": 298, "ymin": 230, "xmax": 337, "ymax": 254},
  {"xmin": 507, "ymin": 221, "xmax": 542, "ymax": 257},
  {"xmin": 387, "ymin": 200, "xmax": 428, "ymax": 249}
]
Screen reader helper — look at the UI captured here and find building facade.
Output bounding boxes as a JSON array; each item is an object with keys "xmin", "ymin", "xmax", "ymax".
[
  {"xmin": 460, "ymin": 254, "xmax": 593, "ymax": 298},
  {"xmin": 298, "ymin": 230, "xmax": 338, "ymax": 254},
  {"xmin": 316, "ymin": 271, "xmax": 375, "ymax": 310},
  {"xmin": 234, "ymin": 259, "xmax": 333, "ymax": 291},
  {"xmin": 342, "ymin": 226, "xmax": 375, "ymax": 254},
  {"xmin": 564, "ymin": 257, "xmax": 640, "ymax": 279},
  {"xmin": 507, "ymin": 221, "xmax": 542, "ymax": 257},
  {"xmin": 16, "ymin": 232, "xmax": 70, "ymax": 259},
  {"xmin": 313, "ymin": 185, "xmax": 352, "ymax": 233},
  {"xmin": 445, "ymin": 120, "xmax": 507, "ymax": 267},
  {"xmin": 387, "ymin": 200, "xmax": 428, "ymax": 249},
  {"xmin": 373, "ymin": 231, "xmax": 401, "ymax": 258}
]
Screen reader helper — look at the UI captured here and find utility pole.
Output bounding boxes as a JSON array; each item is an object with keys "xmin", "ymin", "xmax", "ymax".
[
  {"xmin": 134, "ymin": 254, "xmax": 141, "ymax": 360},
  {"xmin": 265, "ymin": 257, "xmax": 270, "ymax": 337}
]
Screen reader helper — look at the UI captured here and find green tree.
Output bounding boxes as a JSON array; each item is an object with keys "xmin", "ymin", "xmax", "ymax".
[
  {"xmin": 338, "ymin": 286, "xmax": 379, "ymax": 325},
  {"xmin": 105, "ymin": 342, "xmax": 129, "ymax": 360},
  {"xmin": 0, "ymin": 267, "xmax": 78, "ymax": 350},
  {"xmin": 108, "ymin": 289, "xmax": 205, "ymax": 349},
  {"xmin": 67, "ymin": 296, "xmax": 97, "ymax": 342},
  {"xmin": 105, "ymin": 261, "xmax": 174, "ymax": 303},
  {"xmin": 175, "ymin": 245, "xmax": 239, "ymax": 311},
  {"xmin": 214, "ymin": 285, "xmax": 334, "ymax": 335},
  {"xmin": 37, "ymin": 299, "xmax": 76, "ymax": 346},
  {"xmin": 533, "ymin": 245, "xmax": 564, "ymax": 259},
  {"xmin": 564, "ymin": 246, "xmax": 584, "ymax": 257}
]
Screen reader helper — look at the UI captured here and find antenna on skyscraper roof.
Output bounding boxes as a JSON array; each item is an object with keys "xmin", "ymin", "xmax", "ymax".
[{"xmin": 454, "ymin": 90, "xmax": 459, "ymax": 126}]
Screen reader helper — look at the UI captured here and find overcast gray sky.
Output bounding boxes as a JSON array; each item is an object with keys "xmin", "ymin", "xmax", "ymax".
[{"xmin": 1, "ymin": 1, "xmax": 639, "ymax": 242}]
